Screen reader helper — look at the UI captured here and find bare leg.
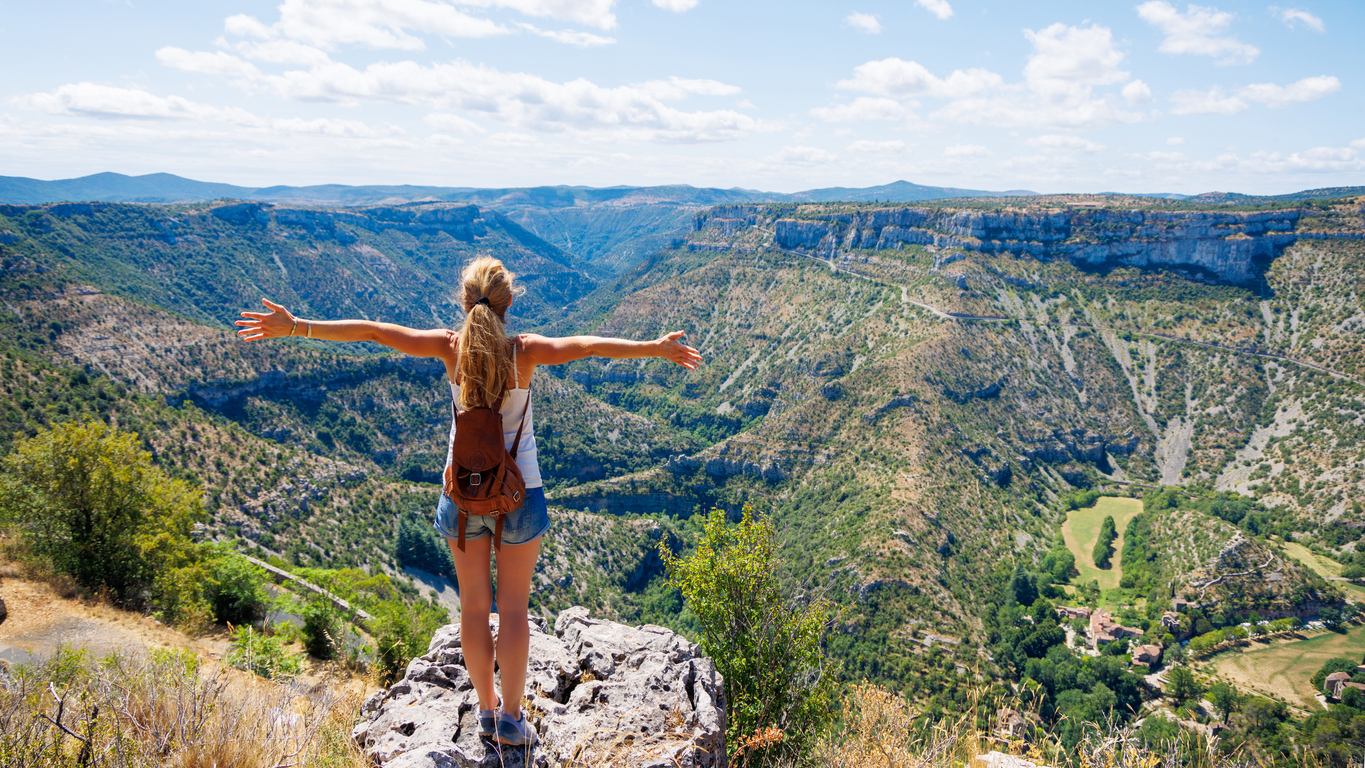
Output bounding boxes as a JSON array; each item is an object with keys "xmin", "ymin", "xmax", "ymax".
[
  {"xmin": 493, "ymin": 535, "xmax": 542, "ymax": 719},
  {"xmin": 449, "ymin": 535, "xmax": 497, "ymax": 712}
]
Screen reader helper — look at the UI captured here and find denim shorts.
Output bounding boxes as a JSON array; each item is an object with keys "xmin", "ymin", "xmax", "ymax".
[{"xmin": 433, "ymin": 486, "xmax": 549, "ymax": 546}]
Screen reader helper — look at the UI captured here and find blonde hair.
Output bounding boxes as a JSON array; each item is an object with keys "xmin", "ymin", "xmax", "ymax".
[{"xmin": 455, "ymin": 256, "xmax": 519, "ymax": 408}]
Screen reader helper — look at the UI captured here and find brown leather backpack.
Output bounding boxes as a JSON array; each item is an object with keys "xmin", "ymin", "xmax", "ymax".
[{"xmin": 443, "ymin": 387, "xmax": 529, "ymax": 552}]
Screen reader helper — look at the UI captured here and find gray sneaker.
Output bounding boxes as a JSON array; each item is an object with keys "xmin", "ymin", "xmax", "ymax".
[
  {"xmin": 478, "ymin": 699, "xmax": 500, "ymax": 739},
  {"xmin": 496, "ymin": 710, "xmax": 537, "ymax": 746}
]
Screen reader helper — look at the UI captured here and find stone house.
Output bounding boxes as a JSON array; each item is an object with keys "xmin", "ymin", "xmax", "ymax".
[
  {"xmin": 1325, "ymin": 671, "xmax": 1352, "ymax": 699},
  {"xmin": 1131, "ymin": 644, "xmax": 1163, "ymax": 670},
  {"xmin": 1056, "ymin": 606, "xmax": 1092, "ymax": 621},
  {"xmin": 996, "ymin": 708, "xmax": 1028, "ymax": 740},
  {"xmin": 1089, "ymin": 609, "xmax": 1144, "ymax": 649}
]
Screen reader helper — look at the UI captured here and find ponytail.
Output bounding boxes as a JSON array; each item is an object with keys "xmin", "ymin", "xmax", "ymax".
[{"xmin": 455, "ymin": 257, "xmax": 519, "ymax": 408}]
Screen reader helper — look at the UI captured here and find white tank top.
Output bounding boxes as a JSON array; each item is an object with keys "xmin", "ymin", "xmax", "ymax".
[{"xmin": 446, "ymin": 340, "xmax": 542, "ymax": 489}]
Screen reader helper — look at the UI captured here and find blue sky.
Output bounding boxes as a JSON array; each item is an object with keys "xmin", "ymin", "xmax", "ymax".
[{"xmin": 0, "ymin": 0, "xmax": 1360, "ymax": 194}]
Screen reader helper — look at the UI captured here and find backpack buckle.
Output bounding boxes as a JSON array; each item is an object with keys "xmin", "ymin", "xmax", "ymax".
[
  {"xmin": 514, "ymin": 490, "xmax": 522, "ymax": 502},
  {"xmin": 469, "ymin": 472, "xmax": 482, "ymax": 486}
]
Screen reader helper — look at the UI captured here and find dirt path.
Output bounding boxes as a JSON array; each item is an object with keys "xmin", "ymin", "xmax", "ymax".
[{"xmin": 0, "ymin": 577, "xmax": 226, "ymax": 667}]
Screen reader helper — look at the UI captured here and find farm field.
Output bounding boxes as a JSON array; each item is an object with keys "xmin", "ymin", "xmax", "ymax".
[
  {"xmin": 1279, "ymin": 540, "xmax": 1365, "ymax": 602},
  {"xmin": 1208, "ymin": 624, "xmax": 1365, "ymax": 709},
  {"xmin": 1061, "ymin": 496, "xmax": 1144, "ymax": 592}
]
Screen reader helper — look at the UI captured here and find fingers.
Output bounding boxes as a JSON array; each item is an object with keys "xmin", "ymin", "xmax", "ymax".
[{"xmin": 261, "ymin": 298, "xmax": 287, "ymax": 312}]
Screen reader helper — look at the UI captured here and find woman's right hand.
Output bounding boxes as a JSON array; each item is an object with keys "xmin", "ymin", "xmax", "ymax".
[
  {"xmin": 235, "ymin": 299, "xmax": 297, "ymax": 341},
  {"xmin": 656, "ymin": 330, "xmax": 703, "ymax": 369}
]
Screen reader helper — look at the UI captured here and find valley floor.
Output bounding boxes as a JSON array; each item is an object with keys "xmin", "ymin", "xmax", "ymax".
[{"xmin": 1204, "ymin": 624, "xmax": 1365, "ymax": 712}]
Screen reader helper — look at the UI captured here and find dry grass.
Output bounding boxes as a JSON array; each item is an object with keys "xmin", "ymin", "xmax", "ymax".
[
  {"xmin": 0, "ymin": 645, "xmax": 371, "ymax": 768},
  {"xmin": 810, "ymin": 684, "xmax": 994, "ymax": 768}
]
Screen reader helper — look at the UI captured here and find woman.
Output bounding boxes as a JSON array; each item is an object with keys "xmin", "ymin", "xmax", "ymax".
[{"xmin": 236, "ymin": 256, "xmax": 701, "ymax": 747}]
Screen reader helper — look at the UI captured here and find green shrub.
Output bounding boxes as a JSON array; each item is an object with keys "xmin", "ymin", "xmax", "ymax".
[
  {"xmin": 205, "ymin": 546, "xmax": 271, "ymax": 626},
  {"xmin": 0, "ymin": 420, "xmax": 206, "ymax": 610},
  {"xmin": 371, "ymin": 598, "xmax": 449, "ymax": 683},
  {"xmin": 227, "ymin": 625, "xmax": 302, "ymax": 679},
  {"xmin": 302, "ymin": 599, "xmax": 342, "ymax": 660},
  {"xmin": 661, "ymin": 507, "xmax": 840, "ymax": 766}
]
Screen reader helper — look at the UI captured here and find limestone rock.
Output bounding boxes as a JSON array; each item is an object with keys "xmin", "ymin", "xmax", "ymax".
[{"xmin": 353, "ymin": 607, "xmax": 726, "ymax": 768}]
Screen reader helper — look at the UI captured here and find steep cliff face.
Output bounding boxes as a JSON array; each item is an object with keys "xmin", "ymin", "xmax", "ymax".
[{"xmin": 774, "ymin": 207, "xmax": 1303, "ymax": 283}]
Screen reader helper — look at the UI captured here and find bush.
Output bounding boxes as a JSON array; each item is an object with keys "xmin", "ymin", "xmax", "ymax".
[
  {"xmin": 302, "ymin": 599, "xmax": 343, "ymax": 660},
  {"xmin": 371, "ymin": 598, "xmax": 449, "ymax": 683},
  {"xmin": 0, "ymin": 420, "xmax": 206, "ymax": 611},
  {"xmin": 662, "ymin": 507, "xmax": 840, "ymax": 766},
  {"xmin": 205, "ymin": 546, "xmax": 271, "ymax": 626},
  {"xmin": 227, "ymin": 625, "xmax": 303, "ymax": 679}
]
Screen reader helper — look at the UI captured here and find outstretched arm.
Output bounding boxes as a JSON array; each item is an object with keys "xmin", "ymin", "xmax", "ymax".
[
  {"xmin": 520, "ymin": 331, "xmax": 702, "ymax": 369},
  {"xmin": 235, "ymin": 299, "xmax": 454, "ymax": 359}
]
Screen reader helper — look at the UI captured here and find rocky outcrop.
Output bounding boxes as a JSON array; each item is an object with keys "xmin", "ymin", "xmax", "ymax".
[
  {"xmin": 1017, "ymin": 428, "xmax": 1138, "ymax": 465},
  {"xmin": 208, "ymin": 202, "xmax": 489, "ymax": 242},
  {"xmin": 353, "ymin": 608, "xmax": 726, "ymax": 768},
  {"xmin": 774, "ymin": 207, "xmax": 1306, "ymax": 284}
]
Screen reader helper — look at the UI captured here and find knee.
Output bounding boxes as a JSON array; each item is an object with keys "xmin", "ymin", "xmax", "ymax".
[{"xmin": 460, "ymin": 598, "xmax": 492, "ymax": 621}]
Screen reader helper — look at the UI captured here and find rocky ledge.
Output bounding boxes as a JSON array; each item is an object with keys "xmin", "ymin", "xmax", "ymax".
[{"xmin": 352, "ymin": 606, "xmax": 727, "ymax": 768}]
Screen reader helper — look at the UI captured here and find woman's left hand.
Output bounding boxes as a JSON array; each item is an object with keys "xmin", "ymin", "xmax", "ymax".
[
  {"xmin": 235, "ymin": 298, "xmax": 298, "ymax": 341},
  {"xmin": 657, "ymin": 330, "xmax": 703, "ymax": 369}
]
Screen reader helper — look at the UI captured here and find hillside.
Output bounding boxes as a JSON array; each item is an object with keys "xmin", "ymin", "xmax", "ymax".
[
  {"xmin": 2, "ymin": 192, "xmax": 1363, "ymax": 701},
  {"xmin": 1121, "ymin": 507, "xmax": 1340, "ymax": 615}
]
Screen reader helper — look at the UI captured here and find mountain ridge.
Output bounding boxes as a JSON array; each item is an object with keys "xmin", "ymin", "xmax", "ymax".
[{"xmin": 0, "ymin": 172, "xmax": 1035, "ymax": 206}]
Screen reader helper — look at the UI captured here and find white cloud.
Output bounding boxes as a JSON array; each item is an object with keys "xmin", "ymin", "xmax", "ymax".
[
  {"xmin": 1238, "ymin": 75, "xmax": 1340, "ymax": 107},
  {"xmin": 1024, "ymin": 23, "xmax": 1129, "ymax": 95},
  {"xmin": 160, "ymin": 53, "xmax": 759, "ymax": 142},
  {"xmin": 227, "ymin": 39, "xmax": 334, "ymax": 66},
  {"xmin": 848, "ymin": 139, "xmax": 907, "ymax": 153},
  {"xmin": 830, "ymin": 23, "xmax": 1148, "ymax": 132},
  {"xmin": 1136, "ymin": 1, "xmax": 1260, "ymax": 65},
  {"xmin": 1122, "ymin": 79, "xmax": 1153, "ymax": 105},
  {"xmin": 651, "ymin": 0, "xmax": 699, "ymax": 11},
  {"xmin": 1167, "ymin": 136, "xmax": 1185, "ymax": 145},
  {"xmin": 915, "ymin": 0, "xmax": 953, "ymax": 21},
  {"xmin": 836, "ymin": 58, "xmax": 1002, "ymax": 99},
  {"xmin": 769, "ymin": 145, "xmax": 837, "ymax": 164},
  {"xmin": 424, "ymin": 112, "xmax": 486, "ymax": 133},
  {"xmin": 1193, "ymin": 146, "xmax": 1363, "ymax": 174},
  {"xmin": 1170, "ymin": 75, "xmax": 1340, "ymax": 114},
  {"xmin": 1027, "ymin": 134, "xmax": 1105, "ymax": 152},
  {"xmin": 1274, "ymin": 7, "xmax": 1325, "ymax": 33},
  {"xmin": 944, "ymin": 144, "xmax": 989, "ymax": 158},
  {"xmin": 271, "ymin": 117, "xmax": 394, "ymax": 136},
  {"xmin": 156, "ymin": 47, "xmax": 264, "ymax": 79},
  {"xmin": 519, "ymin": 24, "xmax": 615, "ymax": 46},
  {"xmin": 1351, "ymin": 138, "xmax": 1365, "ymax": 150},
  {"xmin": 14, "ymin": 83, "xmax": 260, "ymax": 125},
  {"xmin": 844, "ymin": 12, "xmax": 881, "ymax": 34},
  {"xmin": 810, "ymin": 97, "xmax": 907, "ymax": 123},
  {"xmin": 221, "ymin": 0, "xmax": 628, "ymax": 54},
  {"xmin": 487, "ymin": 132, "xmax": 540, "ymax": 147}
]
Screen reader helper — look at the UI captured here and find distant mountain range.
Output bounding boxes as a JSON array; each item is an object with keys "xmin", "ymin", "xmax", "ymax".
[{"xmin": 0, "ymin": 172, "xmax": 1038, "ymax": 207}]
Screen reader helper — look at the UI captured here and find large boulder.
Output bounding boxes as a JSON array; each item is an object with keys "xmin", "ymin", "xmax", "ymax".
[{"xmin": 352, "ymin": 607, "xmax": 726, "ymax": 768}]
